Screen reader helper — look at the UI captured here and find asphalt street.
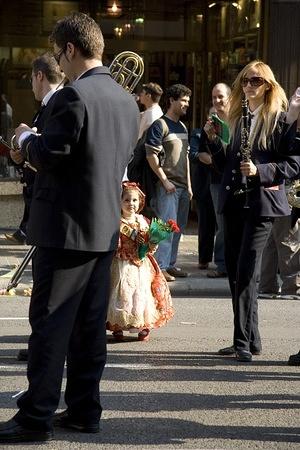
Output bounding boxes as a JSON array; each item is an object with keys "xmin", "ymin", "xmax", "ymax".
[{"xmin": 0, "ymin": 293, "xmax": 299, "ymax": 450}]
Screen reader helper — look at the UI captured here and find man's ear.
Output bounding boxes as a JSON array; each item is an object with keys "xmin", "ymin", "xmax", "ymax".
[
  {"xmin": 65, "ymin": 42, "xmax": 76, "ymax": 60},
  {"xmin": 36, "ymin": 71, "xmax": 44, "ymax": 82}
]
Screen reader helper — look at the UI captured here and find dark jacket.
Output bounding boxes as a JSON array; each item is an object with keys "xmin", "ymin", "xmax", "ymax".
[
  {"xmin": 209, "ymin": 118, "xmax": 300, "ymax": 217},
  {"xmin": 21, "ymin": 66, "xmax": 140, "ymax": 251},
  {"xmin": 189, "ymin": 128, "xmax": 212, "ymax": 201}
]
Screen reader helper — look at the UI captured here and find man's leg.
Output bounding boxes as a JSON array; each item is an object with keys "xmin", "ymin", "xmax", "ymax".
[
  {"xmin": 210, "ymin": 183, "xmax": 226, "ymax": 273},
  {"xmin": 152, "ymin": 184, "xmax": 178, "ymax": 270},
  {"xmin": 196, "ymin": 193, "xmax": 215, "ymax": 266},
  {"xmin": 14, "ymin": 248, "xmax": 112, "ymax": 431},
  {"xmin": 169, "ymin": 187, "xmax": 190, "ymax": 268},
  {"xmin": 273, "ymin": 216, "xmax": 300, "ymax": 296},
  {"xmin": 64, "ymin": 250, "xmax": 114, "ymax": 424}
]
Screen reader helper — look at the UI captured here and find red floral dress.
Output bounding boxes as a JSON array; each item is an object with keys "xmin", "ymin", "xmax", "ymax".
[{"xmin": 106, "ymin": 214, "xmax": 174, "ymax": 332}]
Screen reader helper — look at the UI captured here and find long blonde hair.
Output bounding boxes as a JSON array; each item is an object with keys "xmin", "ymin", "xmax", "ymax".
[{"xmin": 228, "ymin": 60, "xmax": 288, "ymax": 149}]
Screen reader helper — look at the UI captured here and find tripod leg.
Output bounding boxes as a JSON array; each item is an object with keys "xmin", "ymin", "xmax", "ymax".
[{"xmin": 6, "ymin": 246, "xmax": 37, "ymax": 292}]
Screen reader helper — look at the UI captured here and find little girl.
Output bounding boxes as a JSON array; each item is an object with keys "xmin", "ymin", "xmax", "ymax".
[{"xmin": 106, "ymin": 182, "xmax": 174, "ymax": 341}]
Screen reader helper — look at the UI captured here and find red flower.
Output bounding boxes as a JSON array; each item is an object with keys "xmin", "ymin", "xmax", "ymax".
[{"xmin": 167, "ymin": 219, "xmax": 180, "ymax": 233}]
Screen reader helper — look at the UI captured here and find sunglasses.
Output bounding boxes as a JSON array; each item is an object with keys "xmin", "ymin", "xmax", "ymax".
[
  {"xmin": 241, "ymin": 77, "xmax": 266, "ymax": 87},
  {"xmin": 53, "ymin": 48, "xmax": 64, "ymax": 65}
]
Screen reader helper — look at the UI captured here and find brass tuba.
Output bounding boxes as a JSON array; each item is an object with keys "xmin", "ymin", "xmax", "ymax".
[
  {"xmin": 287, "ymin": 179, "xmax": 300, "ymax": 208},
  {"xmin": 10, "ymin": 51, "xmax": 144, "ymax": 163},
  {"xmin": 109, "ymin": 51, "xmax": 144, "ymax": 93}
]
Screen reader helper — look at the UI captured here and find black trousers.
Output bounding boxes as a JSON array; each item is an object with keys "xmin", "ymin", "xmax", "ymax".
[
  {"xmin": 19, "ymin": 185, "xmax": 33, "ymax": 235},
  {"xmin": 195, "ymin": 194, "xmax": 216, "ymax": 264},
  {"xmin": 224, "ymin": 209, "xmax": 273, "ymax": 352},
  {"xmin": 14, "ymin": 247, "xmax": 114, "ymax": 431}
]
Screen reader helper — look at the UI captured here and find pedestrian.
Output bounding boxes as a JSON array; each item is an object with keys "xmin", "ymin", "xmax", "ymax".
[
  {"xmin": 286, "ymin": 97, "xmax": 300, "ymax": 366},
  {"xmin": 106, "ymin": 181, "xmax": 174, "ymax": 342},
  {"xmin": 205, "ymin": 60, "xmax": 300, "ymax": 362},
  {"xmin": 0, "ymin": 12, "xmax": 139, "ymax": 443},
  {"xmin": 146, "ymin": 83, "xmax": 192, "ymax": 282},
  {"xmin": 5, "ymin": 53, "xmax": 64, "ymax": 246},
  {"xmin": 190, "ymin": 83, "xmax": 231, "ymax": 277},
  {"xmin": 138, "ymin": 82, "xmax": 163, "ymax": 139},
  {"xmin": 258, "ymin": 215, "xmax": 300, "ymax": 300},
  {"xmin": 190, "ymin": 122, "xmax": 216, "ymax": 272}
]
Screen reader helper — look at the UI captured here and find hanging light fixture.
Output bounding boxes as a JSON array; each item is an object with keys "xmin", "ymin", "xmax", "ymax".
[{"xmin": 108, "ymin": 1, "xmax": 122, "ymax": 16}]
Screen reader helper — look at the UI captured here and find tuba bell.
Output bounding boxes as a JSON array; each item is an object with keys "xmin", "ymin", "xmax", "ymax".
[
  {"xmin": 109, "ymin": 51, "xmax": 144, "ymax": 93},
  {"xmin": 287, "ymin": 179, "xmax": 300, "ymax": 208}
]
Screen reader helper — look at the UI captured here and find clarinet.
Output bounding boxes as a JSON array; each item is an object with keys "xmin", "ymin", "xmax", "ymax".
[{"xmin": 234, "ymin": 96, "xmax": 252, "ymax": 208}]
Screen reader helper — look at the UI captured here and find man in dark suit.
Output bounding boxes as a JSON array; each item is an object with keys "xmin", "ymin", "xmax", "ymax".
[
  {"xmin": 15, "ymin": 52, "xmax": 64, "ymax": 361},
  {"xmin": 5, "ymin": 53, "xmax": 64, "ymax": 247},
  {"xmin": 0, "ymin": 12, "xmax": 139, "ymax": 443}
]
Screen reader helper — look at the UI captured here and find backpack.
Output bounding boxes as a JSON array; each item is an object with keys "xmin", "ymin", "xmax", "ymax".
[{"xmin": 127, "ymin": 117, "xmax": 169, "ymax": 204}]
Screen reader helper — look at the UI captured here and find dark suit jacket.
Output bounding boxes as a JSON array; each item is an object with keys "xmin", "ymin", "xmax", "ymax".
[
  {"xmin": 21, "ymin": 66, "xmax": 140, "ymax": 251},
  {"xmin": 189, "ymin": 128, "xmax": 212, "ymax": 201},
  {"xmin": 209, "ymin": 118, "xmax": 300, "ymax": 217}
]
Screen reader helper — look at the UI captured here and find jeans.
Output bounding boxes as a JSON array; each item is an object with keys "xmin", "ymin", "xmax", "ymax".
[
  {"xmin": 151, "ymin": 183, "xmax": 190, "ymax": 270},
  {"xmin": 210, "ymin": 183, "xmax": 226, "ymax": 272}
]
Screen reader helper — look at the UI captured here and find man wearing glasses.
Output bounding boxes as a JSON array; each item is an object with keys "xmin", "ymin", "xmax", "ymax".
[{"xmin": 0, "ymin": 12, "xmax": 139, "ymax": 443}]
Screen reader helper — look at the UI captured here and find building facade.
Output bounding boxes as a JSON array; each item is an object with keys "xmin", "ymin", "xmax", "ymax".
[{"xmin": 0, "ymin": 0, "xmax": 299, "ymax": 179}]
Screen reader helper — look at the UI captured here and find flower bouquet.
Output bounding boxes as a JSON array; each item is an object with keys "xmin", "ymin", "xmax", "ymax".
[{"xmin": 138, "ymin": 218, "xmax": 180, "ymax": 260}]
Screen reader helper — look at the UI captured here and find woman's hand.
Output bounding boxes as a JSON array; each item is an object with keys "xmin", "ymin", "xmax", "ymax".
[
  {"xmin": 240, "ymin": 160, "xmax": 258, "ymax": 177},
  {"xmin": 204, "ymin": 118, "xmax": 217, "ymax": 142}
]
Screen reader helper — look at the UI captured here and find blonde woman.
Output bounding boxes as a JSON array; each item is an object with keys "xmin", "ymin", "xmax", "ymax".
[{"xmin": 205, "ymin": 61, "xmax": 300, "ymax": 362}]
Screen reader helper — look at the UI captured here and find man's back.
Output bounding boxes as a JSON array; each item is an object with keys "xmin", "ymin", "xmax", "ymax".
[{"xmin": 27, "ymin": 67, "xmax": 140, "ymax": 251}]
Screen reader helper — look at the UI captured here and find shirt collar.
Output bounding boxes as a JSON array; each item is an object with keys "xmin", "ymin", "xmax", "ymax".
[
  {"xmin": 42, "ymin": 86, "xmax": 63, "ymax": 106},
  {"xmin": 250, "ymin": 103, "xmax": 263, "ymax": 117}
]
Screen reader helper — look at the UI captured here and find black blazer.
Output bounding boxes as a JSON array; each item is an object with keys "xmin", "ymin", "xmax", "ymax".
[
  {"xmin": 209, "ymin": 118, "xmax": 300, "ymax": 217},
  {"xmin": 21, "ymin": 66, "xmax": 140, "ymax": 251},
  {"xmin": 189, "ymin": 128, "xmax": 212, "ymax": 201}
]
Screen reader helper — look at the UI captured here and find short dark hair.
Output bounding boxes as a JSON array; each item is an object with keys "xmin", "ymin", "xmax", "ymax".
[
  {"xmin": 32, "ymin": 53, "xmax": 64, "ymax": 84},
  {"xmin": 49, "ymin": 12, "xmax": 104, "ymax": 59},
  {"xmin": 165, "ymin": 84, "xmax": 192, "ymax": 109},
  {"xmin": 141, "ymin": 82, "xmax": 163, "ymax": 102}
]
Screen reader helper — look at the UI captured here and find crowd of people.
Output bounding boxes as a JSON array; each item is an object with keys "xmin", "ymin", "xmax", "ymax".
[{"xmin": 0, "ymin": 10, "xmax": 299, "ymax": 444}]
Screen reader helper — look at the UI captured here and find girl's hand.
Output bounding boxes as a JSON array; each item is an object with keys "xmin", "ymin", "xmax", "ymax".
[
  {"xmin": 148, "ymin": 243, "xmax": 158, "ymax": 254},
  {"xmin": 136, "ymin": 232, "xmax": 145, "ymax": 244}
]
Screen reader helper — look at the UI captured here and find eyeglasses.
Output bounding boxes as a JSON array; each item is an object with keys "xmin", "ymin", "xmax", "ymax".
[
  {"xmin": 53, "ymin": 49, "xmax": 64, "ymax": 65},
  {"xmin": 241, "ymin": 77, "xmax": 266, "ymax": 87}
]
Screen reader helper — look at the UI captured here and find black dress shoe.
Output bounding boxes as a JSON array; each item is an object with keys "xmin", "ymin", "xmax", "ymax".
[
  {"xmin": 236, "ymin": 350, "xmax": 252, "ymax": 362},
  {"xmin": 0, "ymin": 418, "xmax": 53, "ymax": 443},
  {"xmin": 17, "ymin": 349, "xmax": 28, "ymax": 361},
  {"xmin": 288, "ymin": 351, "xmax": 300, "ymax": 366},
  {"xmin": 4, "ymin": 231, "xmax": 26, "ymax": 245},
  {"xmin": 250, "ymin": 348, "xmax": 262, "ymax": 356},
  {"xmin": 53, "ymin": 410, "xmax": 99, "ymax": 433},
  {"xmin": 218, "ymin": 345, "xmax": 235, "ymax": 355}
]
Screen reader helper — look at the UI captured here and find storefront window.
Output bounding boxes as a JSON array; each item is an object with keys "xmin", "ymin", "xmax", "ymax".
[{"xmin": 207, "ymin": 0, "xmax": 261, "ymax": 86}]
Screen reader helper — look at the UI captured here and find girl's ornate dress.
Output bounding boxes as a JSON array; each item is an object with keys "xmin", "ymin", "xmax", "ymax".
[{"xmin": 106, "ymin": 214, "xmax": 174, "ymax": 332}]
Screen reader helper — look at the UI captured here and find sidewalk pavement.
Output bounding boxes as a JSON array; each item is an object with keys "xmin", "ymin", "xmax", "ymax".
[{"xmin": 0, "ymin": 223, "xmax": 231, "ymax": 297}]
